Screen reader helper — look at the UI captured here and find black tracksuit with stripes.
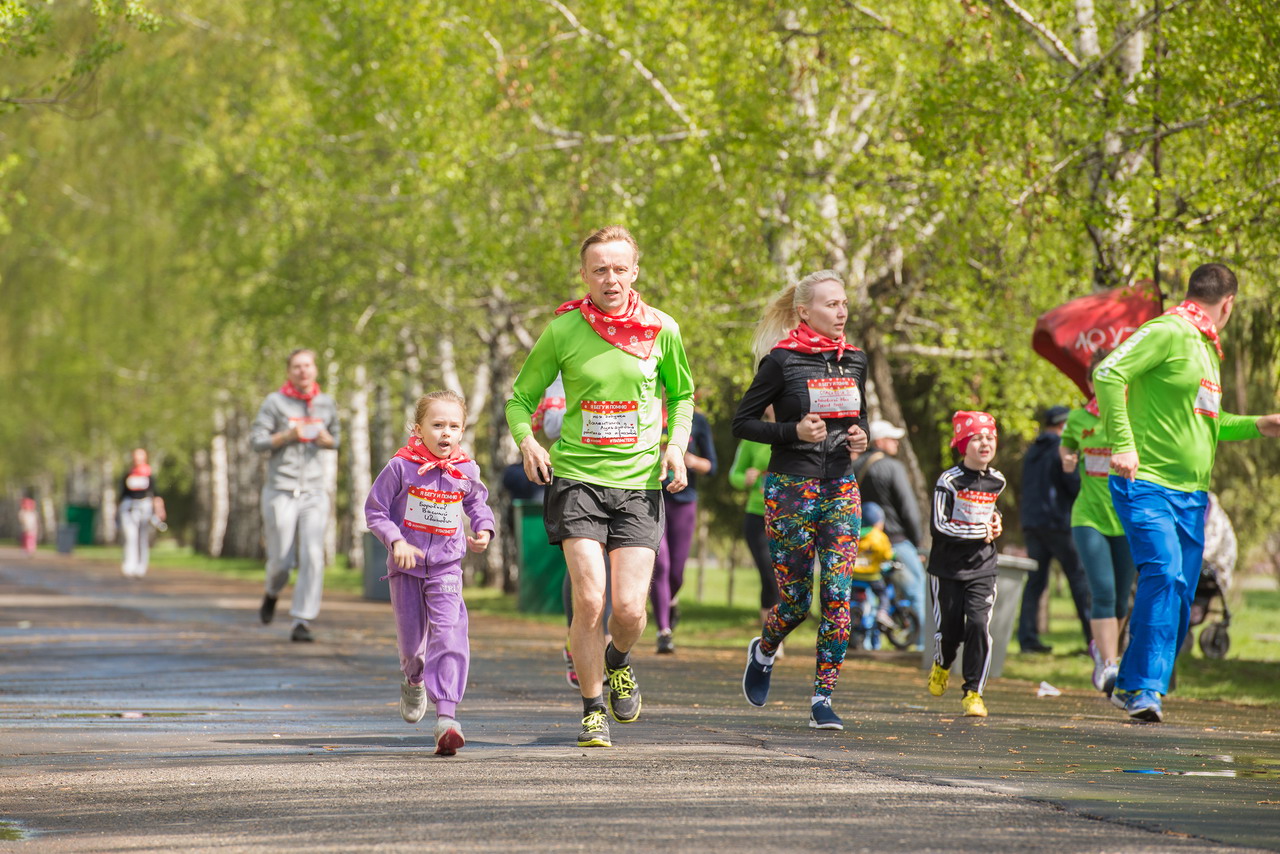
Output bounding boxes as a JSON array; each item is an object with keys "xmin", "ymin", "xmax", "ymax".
[{"xmin": 928, "ymin": 463, "xmax": 1007, "ymax": 694}]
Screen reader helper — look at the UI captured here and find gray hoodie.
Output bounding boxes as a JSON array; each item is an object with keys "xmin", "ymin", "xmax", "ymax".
[{"xmin": 250, "ymin": 391, "xmax": 341, "ymax": 492}]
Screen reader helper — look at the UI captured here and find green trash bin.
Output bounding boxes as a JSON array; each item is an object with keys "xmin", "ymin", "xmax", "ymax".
[
  {"xmin": 65, "ymin": 506, "xmax": 96, "ymax": 545},
  {"xmin": 514, "ymin": 499, "xmax": 566, "ymax": 614}
]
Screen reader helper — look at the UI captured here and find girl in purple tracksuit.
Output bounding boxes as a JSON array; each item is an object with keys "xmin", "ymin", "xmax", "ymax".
[{"xmin": 365, "ymin": 390, "xmax": 495, "ymax": 756}]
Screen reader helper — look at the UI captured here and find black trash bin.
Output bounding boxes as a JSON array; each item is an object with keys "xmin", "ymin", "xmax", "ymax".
[
  {"xmin": 363, "ymin": 532, "xmax": 391, "ymax": 602},
  {"xmin": 56, "ymin": 524, "xmax": 78, "ymax": 555}
]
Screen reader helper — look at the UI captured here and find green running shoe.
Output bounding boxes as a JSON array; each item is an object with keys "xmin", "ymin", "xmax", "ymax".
[{"xmin": 578, "ymin": 709, "xmax": 612, "ymax": 747}]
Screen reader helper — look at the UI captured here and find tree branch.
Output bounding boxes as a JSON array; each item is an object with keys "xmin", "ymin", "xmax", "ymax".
[{"xmin": 998, "ymin": 0, "xmax": 1081, "ymax": 69}]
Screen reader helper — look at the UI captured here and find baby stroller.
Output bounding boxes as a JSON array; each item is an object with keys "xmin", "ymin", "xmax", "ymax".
[{"xmin": 1184, "ymin": 492, "xmax": 1236, "ymax": 659}]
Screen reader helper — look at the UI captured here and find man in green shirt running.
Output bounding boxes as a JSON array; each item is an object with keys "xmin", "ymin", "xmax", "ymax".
[
  {"xmin": 1094, "ymin": 263, "xmax": 1280, "ymax": 723},
  {"xmin": 506, "ymin": 225, "xmax": 695, "ymax": 748}
]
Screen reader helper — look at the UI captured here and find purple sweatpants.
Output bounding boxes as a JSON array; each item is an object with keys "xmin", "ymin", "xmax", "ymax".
[
  {"xmin": 650, "ymin": 498, "xmax": 698, "ymax": 632},
  {"xmin": 389, "ymin": 569, "xmax": 468, "ymax": 719}
]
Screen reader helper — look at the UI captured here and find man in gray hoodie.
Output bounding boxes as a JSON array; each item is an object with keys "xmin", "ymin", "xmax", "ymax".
[{"xmin": 249, "ymin": 348, "xmax": 341, "ymax": 642}]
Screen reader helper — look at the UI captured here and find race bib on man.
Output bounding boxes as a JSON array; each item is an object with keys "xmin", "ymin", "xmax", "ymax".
[
  {"xmin": 124, "ymin": 475, "xmax": 150, "ymax": 491},
  {"xmin": 1083, "ymin": 447, "xmax": 1111, "ymax": 477},
  {"xmin": 288, "ymin": 416, "xmax": 324, "ymax": 442},
  {"xmin": 807, "ymin": 378, "xmax": 861, "ymax": 419},
  {"xmin": 404, "ymin": 487, "xmax": 464, "ymax": 535},
  {"xmin": 580, "ymin": 400, "xmax": 639, "ymax": 445},
  {"xmin": 952, "ymin": 489, "xmax": 997, "ymax": 525},
  {"xmin": 1194, "ymin": 379, "xmax": 1221, "ymax": 418}
]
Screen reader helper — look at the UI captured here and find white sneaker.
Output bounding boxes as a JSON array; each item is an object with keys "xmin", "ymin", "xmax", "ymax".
[
  {"xmin": 434, "ymin": 717, "xmax": 464, "ymax": 756},
  {"xmin": 400, "ymin": 678, "xmax": 427, "ymax": 724},
  {"xmin": 1089, "ymin": 641, "xmax": 1106, "ymax": 691}
]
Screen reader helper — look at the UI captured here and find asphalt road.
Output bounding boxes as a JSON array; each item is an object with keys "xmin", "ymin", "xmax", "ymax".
[{"xmin": 1, "ymin": 548, "xmax": 1278, "ymax": 853}]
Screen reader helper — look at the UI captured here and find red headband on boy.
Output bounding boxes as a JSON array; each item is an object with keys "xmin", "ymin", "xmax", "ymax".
[{"xmin": 951, "ymin": 411, "xmax": 997, "ymax": 454}]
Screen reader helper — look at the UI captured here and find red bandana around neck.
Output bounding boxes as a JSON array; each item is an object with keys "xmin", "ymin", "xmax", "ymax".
[
  {"xmin": 281, "ymin": 381, "xmax": 322, "ymax": 411},
  {"xmin": 394, "ymin": 436, "xmax": 471, "ymax": 480},
  {"xmin": 555, "ymin": 290, "xmax": 662, "ymax": 359},
  {"xmin": 128, "ymin": 464, "xmax": 152, "ymax": 478},
  {"xmin": 1164, "ymin": 300, "xmax": 1223, "ymax": 360},
  {"xmin": 1085, "ymin": 397, "xmax": 1100, "ymax": 417},
  {"xmin": 774, "ymin": 322, "xmax": 858, "ymax": 361}
]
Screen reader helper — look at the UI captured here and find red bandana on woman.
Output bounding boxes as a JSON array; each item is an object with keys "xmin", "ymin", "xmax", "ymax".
[
  {"xmin": 555, "ymin": 290, "xmax": 662, "ymax": 359},
  {"xmin": 280, "ymin": 381, "xmax": 322, "ymax": 411},
  {"xmin": 394, "ymin": 437, "xmax": 471, "ymax": 480},
  {"xmin": 1085, "ymin": 397, "xmax": 1100, "ymax": 417},
  {"xmin": 128, "ymin": 463, "xmax": 152, "ymax": 479},
  {"xmin": 1164, "ymin": 299, "xmax": 1223, "ymax": 360},
  {"xmin": 774, "ymin": 321, "xmax": 857, "ymax": 361}
]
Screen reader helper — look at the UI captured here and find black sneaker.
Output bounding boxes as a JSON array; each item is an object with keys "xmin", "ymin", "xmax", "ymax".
[
  {"xmin": 656, "ymin": 631, "xmax": 675, "ymax": 655},
  {"xmin": 670, "ymin": 602, "xmax": 681, "ymax": 631},
  {"xmin": 606, "ymin": 662, "xmax": 642, "ymax": 723},
  {"xmin": 578, "ymin": 709, "xmax": 612, "ymax": 747},
  {"xmin": 259, "ymin": 594, "xmax": 278, "ymax": 625},
  {"xmin": 743, "ymin": 636, "xmax": 773, "ymax": 707},
  {"xmin": 290, "ymin": 622, "xmax": 314, "ymax": 643},
  {"xmin": 1021, "ymin": 640, "xmax": 1053, "ymax": 654},
  {"xmin": 809, "ymin": 697, "xmax": 844, "ymax": 730}
]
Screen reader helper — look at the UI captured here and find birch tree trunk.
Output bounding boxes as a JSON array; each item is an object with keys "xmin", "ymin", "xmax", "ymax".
[
  {"xmin": 38, "ymin": 473, "xmax": 57, "ymax": 545},
  {"xmin": 346, "ymin": 363, "xmax": 372, "ymax": 571},
  {"xmin": 208, "ymin": 406, "xmax": 230, "ymax": 557},
  {"xmin": 98, "ymin": 456, "xmax": 118, "ymax": 545},
  {"xmin": 192, "ymin": 447, "xmax": 212, "ymax": 554}
]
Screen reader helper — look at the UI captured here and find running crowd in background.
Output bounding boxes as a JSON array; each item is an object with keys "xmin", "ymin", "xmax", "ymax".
[{"xmin": 16, "ymin": 243, "xmax": 1278, "ymax": 752}]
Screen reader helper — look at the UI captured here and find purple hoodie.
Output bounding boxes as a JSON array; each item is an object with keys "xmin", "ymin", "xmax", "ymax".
[{"xmin": 365, "ymin": 456, "xmax": 496, "ymax": 578}]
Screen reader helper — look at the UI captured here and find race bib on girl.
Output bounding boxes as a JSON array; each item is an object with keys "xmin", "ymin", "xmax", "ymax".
[
  {"xmin": 289, "ymin": 416, "xmax": 324, "ymax": 442},
  {"xmin": 124, "ymin": 475, "xmax": 151, "ymax": 491},
  {"xmin": 806, "ymin": 378, "xmax": 861, "ymax": 419},
  {"xmin": 580, "ymin": 400, "xmax": 639, "ymax": 445},
  {"xmin": 952, "ymin": 489, "xmax": 997, "ymax": 525},
  {"xmin": 404, "ymin": 487, "xmax": 463, "ymax": 535},
  {"xmin": 1082, "ymin": 448, "xmax": 1111, "ymax": 477},
  {"xmin": 1194, "ymin": 379, "xmax": 1221, "ymax": 418}
]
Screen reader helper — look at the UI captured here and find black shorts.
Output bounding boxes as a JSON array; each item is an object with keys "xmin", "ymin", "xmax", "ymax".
[{"xmin": 543, "ymin": 477, "xmax": 665, "ymax": 552}]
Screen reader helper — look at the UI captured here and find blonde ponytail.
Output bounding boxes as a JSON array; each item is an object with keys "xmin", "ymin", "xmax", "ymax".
[{"xmin": 750, "ymin": 269, "xmax": 845, "ymax": 363}]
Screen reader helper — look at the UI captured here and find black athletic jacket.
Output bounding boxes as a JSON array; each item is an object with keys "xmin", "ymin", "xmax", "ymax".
[
  {"xmin": 927, "ymin": 463, "xmax": 1007, "ymax": 581},
  {"xmin": 732, "ymin": 346, "xmax": 870, "ymax": 480}
]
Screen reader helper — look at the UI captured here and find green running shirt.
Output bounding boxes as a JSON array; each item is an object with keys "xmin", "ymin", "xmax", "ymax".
[
  {"xmin": 1061, "ymin": 406, "xmax": 1123, "ymax": 536},
  {"xmin": 728, "ymin": 439, "xmax": 771, "ymax": 517},
  {"xmin": 506, "ymin": 308, "xmax": 695, "ymax": 490},
  {"xmin": 1093, "ymin": 313, "xmax": 1260, "ymax": 494}
]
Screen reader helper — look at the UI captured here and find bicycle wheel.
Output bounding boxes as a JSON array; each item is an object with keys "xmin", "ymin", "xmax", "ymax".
[{"xmin": 882, "ymin": 609, "xmax": 920, "ymax": 651}]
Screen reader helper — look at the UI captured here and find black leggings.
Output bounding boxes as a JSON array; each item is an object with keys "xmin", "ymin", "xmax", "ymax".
[{"xmin": 744, "ymin": 512, "xmax": 780, "ymax": 610}]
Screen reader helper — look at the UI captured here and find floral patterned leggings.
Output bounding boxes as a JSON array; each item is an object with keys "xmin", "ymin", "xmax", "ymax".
[{"xmin": 759, "ymin": 472, "xmax": 861, "ymax": 697}]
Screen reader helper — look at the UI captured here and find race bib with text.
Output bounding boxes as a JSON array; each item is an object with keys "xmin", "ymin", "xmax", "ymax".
[
  {"xmin": 404, "ymin": 487, "xmax": 464, "ymax": 535},
  {"xmin": 1082, "ymin": 447, "xmax": 1111, "ymax": 477},
  {"xmin": 1194, "ymin": 379, "xmax": 1221, "ymax": 418},
  {"xmin": 580, "ymin": 400, "xmax": 639, "ymax": 445},
  {"xmin": 124, "ymin": 475, "xmax": 151, "ymax": 492},
  {"xmin": 952, "ymin": 489, "xmax": 997, "ymax": 525},
  {"xmin": 807, "ymin": 378, "xmax": 861, "ymax": 419},
  {"xmin": 289, "ymin": 416, "xmax": 324, "ymax": 442}
]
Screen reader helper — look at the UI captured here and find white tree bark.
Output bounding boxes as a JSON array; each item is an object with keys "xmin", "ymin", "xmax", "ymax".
[
  {"xmin": 347, "ymin": 363, "xmax": 372, "ymax": 571},
  {"xmin": 323, "ymin": 359, "xmax": 340, "ymax": 568},
  {"xmin": 98, "ymin": 456, "xmax": 117, "ymax": 544},
  {"xmin": 209, "ymin": 406, "xmax": 229, "ymax": 558}
]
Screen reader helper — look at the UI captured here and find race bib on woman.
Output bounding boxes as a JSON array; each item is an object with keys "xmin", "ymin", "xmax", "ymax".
[
  {"xmin": 1194, "ymin": 379, "xmax": 1221, "ymax": 418},
  {"xmin": 807, "ymin": 378, "xmax": 861, "ymax": 419},
  {"xmin": 404, "ymin": 487, "xmax": 463, "ymax": 535},
  {"xmin": 1082, "ymin": 447, "xmax": 1111, "ymax": 477},
  {"xmin": 580, "ymin": 400, "xmax": 639, "ymax": 445},
  {"xmin": 952, "ymin": 489, "xmax": 997, "ymax": 525},
  {"xmin": 124, "ymin": 475, "xmax": 151, "ymax": 491}
]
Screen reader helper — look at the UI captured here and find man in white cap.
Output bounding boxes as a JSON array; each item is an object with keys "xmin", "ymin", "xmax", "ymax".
[{"xmin": 854, "ymin": 419, "xmax": 925, "ymax": 642}]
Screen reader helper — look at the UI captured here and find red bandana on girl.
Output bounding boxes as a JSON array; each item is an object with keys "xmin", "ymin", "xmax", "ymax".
[
  {"xmin": 128, "ymin": 463, "xmax": 153, "ymax": 479},
  {"xmin": 950, "ymin": 410, "xmax": 998, "ymax": 454},
  {"xmin": 1085, "ymin": 398, "xmax": 1100, "ymax": 417},
  {"xmin": 280, "ymin": 381, "xmax": 321, "ymax": 411},
  {"xmin": 555, "ymin": 290, "xmax": 662, "ymax": 359},
  {"xmin": 394, "ymin": 437, "xmax": 471, "ymax": 480},
  {"xmin": 774, "ymin": 322, "xmax": 858, "ymax": 361},
  {"xmin": 1164, "ymin": 300, "xmax": 1223, "ymax": 360}
]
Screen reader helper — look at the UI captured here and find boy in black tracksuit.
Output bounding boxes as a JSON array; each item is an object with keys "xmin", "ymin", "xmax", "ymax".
[{"xmin": 927, "ymin": 411, "xmax": 1006, "ymax": 717}]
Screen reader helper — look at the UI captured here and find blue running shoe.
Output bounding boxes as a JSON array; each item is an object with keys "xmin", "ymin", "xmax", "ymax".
[
  {"xmin": 1110, "ymin": 688, "xmax": 1137, "ymax": 711},
  {"xmin": 743, "ymin": 637, "xmax": 773, "ymax": 707},
  {"xmin": 809, "ymin": 697, "xmax": 844, "ymax": 730},
  {"xmin": 1125, "ymin": 689, "xmax": 1164, "ymax": 723}
]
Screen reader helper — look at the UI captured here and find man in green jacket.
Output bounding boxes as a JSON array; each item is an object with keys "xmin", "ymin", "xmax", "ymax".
[
  {"xmin": 1094, "ymin": 263, "xmax": 1280, "ymax": 723},
  {"xmin": 506, "ymin": 226, "xmax": 695, "ymax": 748}
]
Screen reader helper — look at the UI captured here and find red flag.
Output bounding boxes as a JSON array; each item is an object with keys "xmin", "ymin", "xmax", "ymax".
[{"xmin": 1031, "ymin": 280, "xmax": 1163, "ymax": 396}]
